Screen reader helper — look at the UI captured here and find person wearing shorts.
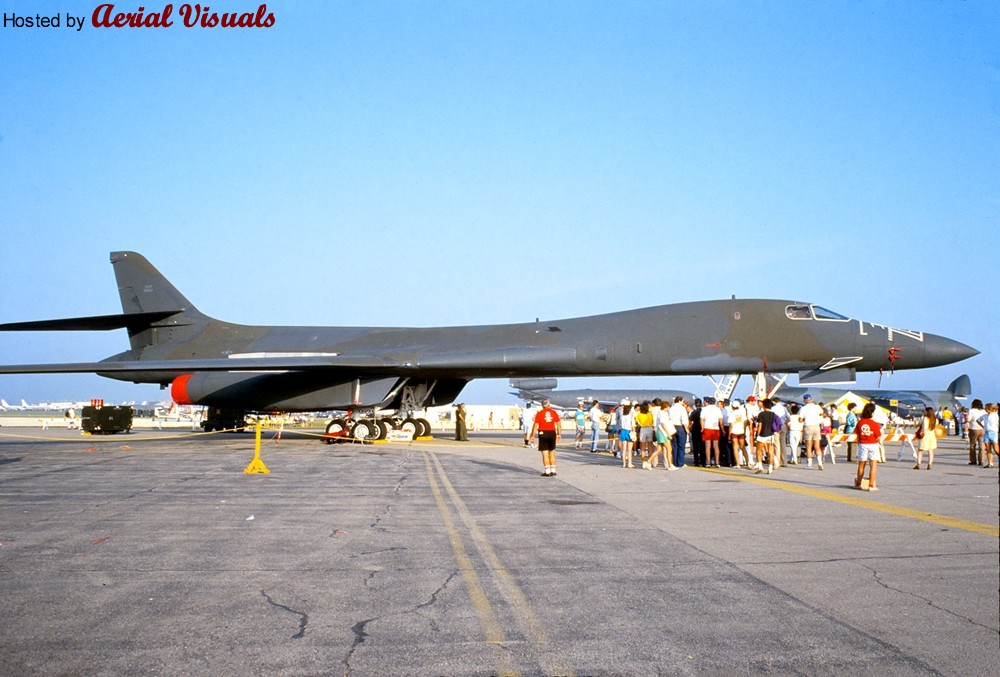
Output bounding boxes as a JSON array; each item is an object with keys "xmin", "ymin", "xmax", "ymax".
[
  {"xmin": 636, "ymin": 402, "xmax": 655, "ymax": 469},
  {"xmin": 700, "ymin": 397, "xmax": 723, "ymax": 467},
  {"xmin": 799, "ymin": 394, "xmax": 825, "ymax": 469},
  {"xmin": 753, "ymin": 399, "xmax": 778, "ymax": 474},
  {"xmin": 529, "ymin": 399, "xmax": 562, "ymax": 477},
  {"xmin": 984, "ymin": 403, "xmax": 998, "ymax": 468},
  {"xmin": 618, "ymin": 403, "xmax": 635, "ymax": 468},
  {"xmin": 854, "ymin": 402, "xmax": 882, "ymax": 491}
]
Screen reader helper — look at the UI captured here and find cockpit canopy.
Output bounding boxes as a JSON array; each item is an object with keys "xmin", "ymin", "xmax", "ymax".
[{"xmin": 785, "ymin": 304, "xmax": 850, "ymax": 321}]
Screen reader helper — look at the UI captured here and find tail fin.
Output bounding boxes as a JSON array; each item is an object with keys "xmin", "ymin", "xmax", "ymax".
[
  {"xmin": 111, "ymin": 252, "xmax": 205, "ymax": 317},
  {"xmin": 947, "ymin": 374, "xmax": 971, "ymax": 399},
  {"xmin": 0, "ymin": 252, "xmax": 213, "ymax": 353},
  {"xmin": 110, "ymin": 252, "xmax": 213, "ymax": 352}
]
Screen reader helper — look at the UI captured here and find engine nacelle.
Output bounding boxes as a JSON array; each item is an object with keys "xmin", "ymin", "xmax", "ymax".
[
  {"xmin": 170, "ymin": 372, "xmax": 470, "ymax": 413},
  {"xmin": 170, "ymin": 372, "xmax": 400, "ymax": 412},
  {"xmin": 509, "ymin": 378, "xmax": 557, "ymax": 391}
]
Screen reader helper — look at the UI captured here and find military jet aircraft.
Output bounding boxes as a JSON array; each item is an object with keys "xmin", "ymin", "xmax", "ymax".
[
  {"xmin": 0, "ymin": 252, "xmax": 978, "ymax": 438},
  {"xmin": 760, "ymin": 373, "xmax": 972, "ymax": 417},
  {"xmin": 509, "ymin": 378, "xmax": 696, "ymax": 410}
]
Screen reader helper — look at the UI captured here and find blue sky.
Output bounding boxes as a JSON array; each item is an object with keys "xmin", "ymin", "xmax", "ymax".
[{"xmin": 1, "ymin": 1, "xmax": 997, "ymax": 405}]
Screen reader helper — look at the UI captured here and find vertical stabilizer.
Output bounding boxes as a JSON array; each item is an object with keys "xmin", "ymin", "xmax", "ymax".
[
  {"xmin": 947, "ymin": 374, "xmax": 971, "ymax": 398},
  {"xmin": 110, "ymin": 252, "xmax": 211, "ymax": 351},
  {"xmin": 111, "ymin": 252, "xmax": 204, "ymax": 316}
]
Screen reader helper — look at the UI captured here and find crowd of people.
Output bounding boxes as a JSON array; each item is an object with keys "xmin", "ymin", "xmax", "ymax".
[{"xmin": 520, "ymin": 394, "xmax": 999, "ymax": 485}]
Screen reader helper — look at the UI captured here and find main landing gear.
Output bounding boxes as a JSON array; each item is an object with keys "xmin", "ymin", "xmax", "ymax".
[{"xmin": 324, "ymin": 415, "xmax": 431, "ymax": 444}]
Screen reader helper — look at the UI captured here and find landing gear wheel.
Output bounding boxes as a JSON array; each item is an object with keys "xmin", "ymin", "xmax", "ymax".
[
  {"xmin": 416, "ymin": 418, "xmax": 431, "ymax": 438},
  {"xmin": 400, "ymin": 418, "xmax": 419, "ymax": 438},
  {"xmin": 373, "ymin": 420, "xmax": 390, "ymax": 440},
  {"xmin": 351, "ymin": 419, "xmax": 375, "ymax": 441},
  {"xmin": 326, "ymin": 418, "xmax": 348, "ymax": 435}
]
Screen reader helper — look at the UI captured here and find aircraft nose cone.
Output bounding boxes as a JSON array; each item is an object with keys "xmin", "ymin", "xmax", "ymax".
[{"xmin": 923, "ymin": 334, "xmax": 979, "ymax": 367}]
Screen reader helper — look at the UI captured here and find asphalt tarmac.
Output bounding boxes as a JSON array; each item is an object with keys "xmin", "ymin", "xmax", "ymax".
[{"xmin": 0, "ymin": 427, "xmax": 997, "ymax": 676}]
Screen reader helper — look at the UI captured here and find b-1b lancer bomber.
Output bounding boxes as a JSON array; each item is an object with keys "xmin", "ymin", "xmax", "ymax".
[{"xmin": 0, "ymin": 252, "xmax": 978, "ymax": 438}]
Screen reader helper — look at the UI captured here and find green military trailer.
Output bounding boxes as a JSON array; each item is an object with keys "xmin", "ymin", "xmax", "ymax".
[{"xmin": 81, "ymin": 405, "xmax": 133, "ymax": 434}]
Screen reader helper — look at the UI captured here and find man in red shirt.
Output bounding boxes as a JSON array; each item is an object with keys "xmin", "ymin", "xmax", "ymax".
[{"xmin": 529, "ymin": 399, "xmax": 562, "ymax": 477}]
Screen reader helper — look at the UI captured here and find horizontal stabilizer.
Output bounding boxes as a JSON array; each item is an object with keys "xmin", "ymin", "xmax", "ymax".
[
  {"xmin": 0, "ymin": 311, "xmax": 180, "ymax": 332},
  {"xmin": 798, "ymin": 367, "xmax": 856, "ymax": 385}
]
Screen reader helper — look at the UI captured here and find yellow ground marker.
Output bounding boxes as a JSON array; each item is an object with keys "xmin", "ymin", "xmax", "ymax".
[
  {"xmin": 243, "ymin": 419, "xmax": 270, "ymax": 474},
  {"xmin": 704, "ymin": 467, "xmax": 998, "ymax": 537}
]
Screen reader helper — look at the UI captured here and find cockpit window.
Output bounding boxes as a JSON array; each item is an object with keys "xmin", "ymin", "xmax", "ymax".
[
  {"xmin": 812, "ymin": 306, "xmax": 849, "ymax": 321},
  {"xmin": 785, "ymin": 304, "xmax": 812, "ymax": 320}
]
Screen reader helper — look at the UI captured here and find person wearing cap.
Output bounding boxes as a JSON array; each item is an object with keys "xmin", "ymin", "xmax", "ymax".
[
  {"xmin": 799, "ymin": 393, "xmax": 825, "ymax": 470},
  {"xmin": 529, "ymin": 399, "xmax": 562, "ymax": 477}
]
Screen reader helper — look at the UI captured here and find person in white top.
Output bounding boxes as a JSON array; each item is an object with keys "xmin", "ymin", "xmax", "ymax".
[
  {"xmin": 700, "ymin": 397, "xmax": 724, "ymax": 467},
  {"xmin": 654, "ymin": 402, "xmax": 677, "ymax": 470},
  {"xmin": 770, "ymin": 397, "xmax": 789, "ymax": 467},
  {"xmin": 799, "ymin": 394, "xmax": 825, "ymax": 469},
  {"xmin": 588, "ymin": 400, "xmax": 603, "ymax": 453},
  {"xmin": 729, "ymin": 400, "xmax": 749, "ymax": 466},
  {"xmin": 967, "ymin": 399, "xmax": 986, "ymax": 465},
  {"xmin": 984, "ymin": 403, "xmax": 998, "ymax": 468},
  {"xmin": 786, "ymin": 403, "xmax": 804, "ymax": 463},
  {"xmin": 668, "ymin": 396, "xmax": 689, "ymax": 468}
]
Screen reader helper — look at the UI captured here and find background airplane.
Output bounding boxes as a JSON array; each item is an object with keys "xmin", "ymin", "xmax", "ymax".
[
  {"xmin": 0, "ymin": 252, "xmax": 978, "ymax": 438},
  {"xmin": 510, "ymin": 378, "xmax": 695, "ymax": 410},
  {"xmin": 760, "ymin": 374, "xmax": 972, "ymax": 416}
]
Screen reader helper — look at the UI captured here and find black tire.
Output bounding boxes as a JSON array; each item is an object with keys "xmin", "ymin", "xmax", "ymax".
[
  {"xmin": 400, "ymin": 418, "xmax": 419, "ymax": 437},
  {"xmin": 326, "ymin": 418, "xmax": 348, "ymax": 435},
  {"xmin": 416, "ymin": 418, "xmax": 431, "ymax": 438},
  {"xmin": 351, "ymin": 419, "xmax": 375, "ymax": 441}
]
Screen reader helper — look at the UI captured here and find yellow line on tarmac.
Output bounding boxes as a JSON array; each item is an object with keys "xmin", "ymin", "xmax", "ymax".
[
  {"xmin": 421, "ymin": 452, "xmax": 519, "ymax": 676},
  {"xmin": 428, "ymin": 453, "xmax": 570, "ymax": 677},
  {"xmin": 704, "ymin": 467, "xmax": 1000, "ymax": 537}
]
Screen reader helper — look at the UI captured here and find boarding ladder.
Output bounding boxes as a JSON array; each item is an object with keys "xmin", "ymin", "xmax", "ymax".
[{"xmin": 709, "ymin": 374, "xmax": 741, "ymax": 401}]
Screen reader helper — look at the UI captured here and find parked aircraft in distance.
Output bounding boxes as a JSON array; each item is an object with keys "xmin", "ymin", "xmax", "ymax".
[
  {"xmin": 0, "ymin": 252, "xmax": 978, "ymax": 439},
  {"xmin": 510, "ymin": 378, "xmax": 696, "ymax": 410},
  {"xmin": 761, "ymin": 374, "xmax": 972, "ymax": 417}
]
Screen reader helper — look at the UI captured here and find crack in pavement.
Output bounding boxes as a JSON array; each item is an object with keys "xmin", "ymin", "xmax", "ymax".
[
  {"xmin": 343, "ymin": 570, "xmax": 458, "ymax": 675},
  {"xmin": 370, "ymin": 460, "xmax": 410, "ymax": 532},
  {"xmin": 856, "ymin": 562, "xmax": 996, "ymax": 633},
  {"xmin": 735, "ymin": 550, "xmax": 998, "ymax": 566},
  {"xmin": 260, "ymin": 589, "xmax": 308, "ymax": 639}
]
